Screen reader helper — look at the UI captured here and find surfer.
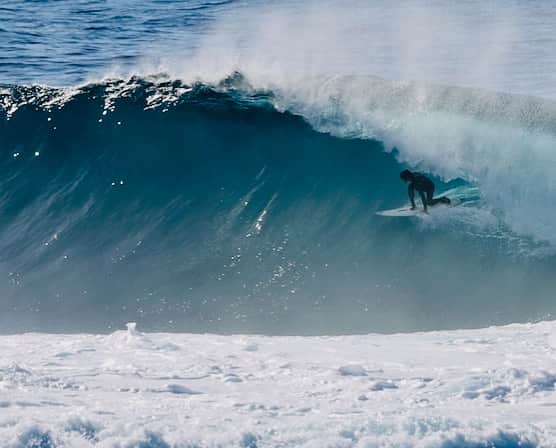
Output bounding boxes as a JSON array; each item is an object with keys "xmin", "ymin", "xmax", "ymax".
[{"xmin": 400, "ymin": 170, "xmax": 450, "ymax": 213}]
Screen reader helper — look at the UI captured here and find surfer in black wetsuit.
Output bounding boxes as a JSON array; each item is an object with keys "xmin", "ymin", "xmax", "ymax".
[{"xmin": 400, "ymin": 169, "xmax": 450, "ymax": 213}]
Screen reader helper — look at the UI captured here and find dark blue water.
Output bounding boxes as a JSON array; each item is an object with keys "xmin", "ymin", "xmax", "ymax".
[
  {"xmin": 1, "ymin": 1, "xmax": 556, "ymax": 334},
  {"xmin": 0, "ymin": 0, "xmax": 246, "ymax": 86}
]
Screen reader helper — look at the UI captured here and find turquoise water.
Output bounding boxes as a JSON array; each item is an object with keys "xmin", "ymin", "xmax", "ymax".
[{"xmin": 1, "ymin": 1, "xmax": 556, "ymax": 333}]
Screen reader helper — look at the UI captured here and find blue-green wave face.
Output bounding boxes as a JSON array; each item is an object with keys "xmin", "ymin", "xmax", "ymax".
[{"xmin": 1, "ymin": 76, "xmax": 555, "ymax": 334}]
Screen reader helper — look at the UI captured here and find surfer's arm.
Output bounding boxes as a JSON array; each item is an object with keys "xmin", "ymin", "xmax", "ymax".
[{"xmin": 408, "ymin": 184, "xmax": 416, "ymax": 209}]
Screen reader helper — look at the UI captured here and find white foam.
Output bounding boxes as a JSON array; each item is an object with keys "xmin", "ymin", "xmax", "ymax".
[{"xmin": 1, "ymin": 322, "xmax": 556, "ymax": 446}]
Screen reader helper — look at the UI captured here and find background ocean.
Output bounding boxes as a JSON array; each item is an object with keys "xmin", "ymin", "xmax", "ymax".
[{"xmin": 2, "ymin": 0, "xmax": 556, "ymax": 334}]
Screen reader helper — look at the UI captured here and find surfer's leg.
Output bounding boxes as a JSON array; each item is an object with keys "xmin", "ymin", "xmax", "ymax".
[
  {"xmin": 426, "ymin": 186, "xmax": 435, "ymax": 205},
  {"xmin": 429, "ymin": 196, "xmax": 451, "ymax": 206},
  {"xmin": 419, "ymin": 191, "xmax": 428, "ymax": 209},
  {"xmin": 427, "ymin": 185, "xmax": 451, "ymax": 206}
]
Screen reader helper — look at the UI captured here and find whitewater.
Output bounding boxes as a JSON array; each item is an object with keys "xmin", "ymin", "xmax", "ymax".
[
  {"xmin": 3, "ymin": 321, "xmax": 556, "ymax": 447},
  {"xmin": 2, "ymin": 0, "xmax": 556, "ymax": 446}
]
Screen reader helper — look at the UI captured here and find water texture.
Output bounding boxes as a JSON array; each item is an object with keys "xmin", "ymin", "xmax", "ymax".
[{"xmin": 1, "ymin": 1, "xmax": 556, "ymax": 333}]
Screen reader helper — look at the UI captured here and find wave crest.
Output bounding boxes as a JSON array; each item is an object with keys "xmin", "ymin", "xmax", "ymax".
[{"xmin": 1, "ymin": 75, "xmax": 555, "ymax": 334}]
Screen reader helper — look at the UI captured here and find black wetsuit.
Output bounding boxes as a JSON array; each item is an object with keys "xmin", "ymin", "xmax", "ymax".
[{"xmin": 408, "ymin": 173, "xmax": 449, "ymax": 210}]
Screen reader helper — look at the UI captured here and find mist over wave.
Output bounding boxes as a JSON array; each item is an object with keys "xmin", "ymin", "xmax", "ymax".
[
  {"xmin": 139, "ymin": 0, "xmax": 556, "ymax": 98},
  {"xmin": 1, "ymin": 76, "xmax": 555, "ymax": 334}
]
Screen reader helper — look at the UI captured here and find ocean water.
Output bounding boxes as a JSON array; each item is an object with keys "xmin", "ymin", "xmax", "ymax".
[
  {"xmin": 4, "ymin": 3, "xmax": 556, "ymax": 447},
  {"xmin": 1, "ymin": 0, "xmax": 556, "ymax": 334}
]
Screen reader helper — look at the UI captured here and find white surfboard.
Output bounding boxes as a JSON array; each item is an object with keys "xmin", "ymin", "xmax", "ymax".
[{"xmin": 376, "ymin": 198, "xmax": 460, "ymax": 217}]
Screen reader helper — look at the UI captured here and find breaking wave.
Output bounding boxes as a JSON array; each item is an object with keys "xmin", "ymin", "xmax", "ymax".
[{"xmin": 1, "ymin": 74, "xmax": 556, "ymax": 334}]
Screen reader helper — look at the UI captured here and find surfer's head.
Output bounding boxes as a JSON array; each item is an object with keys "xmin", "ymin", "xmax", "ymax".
[{"xmin": 400, "ymin": 169, "xmax": 413, "ymax": 182}]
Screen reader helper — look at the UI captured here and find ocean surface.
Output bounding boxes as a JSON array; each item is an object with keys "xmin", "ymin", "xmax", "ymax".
[
  {"xmin": 2, "ymin": 0, "xmax": 556, "ymax": 334},
  {"xmin": 4, "ymin": 2, "xmax": 556, "ymax": 447}
]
